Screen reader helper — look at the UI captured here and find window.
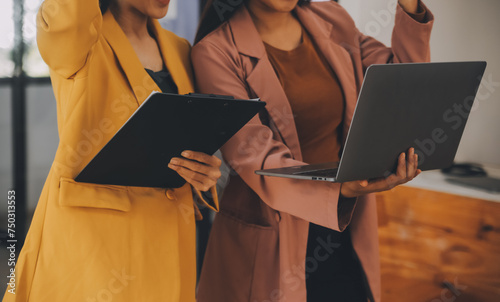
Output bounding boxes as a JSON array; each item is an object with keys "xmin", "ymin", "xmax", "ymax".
[
  {"xmin": 0, "ymin": 0, "xmax": 14, "ymax": 77},
  {"xmin": 24, "ymin": 0, "xmax": 49, "ymax": 77}
]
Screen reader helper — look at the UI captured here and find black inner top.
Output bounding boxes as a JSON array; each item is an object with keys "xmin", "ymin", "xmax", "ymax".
[{"xmin": 145, "ymin": 67, "xmax": 178, "ymax": 94}]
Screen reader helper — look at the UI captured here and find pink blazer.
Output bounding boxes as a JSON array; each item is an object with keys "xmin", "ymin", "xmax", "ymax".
[{"xmin": 192, "ymin": 2, "xmax": 434, "ymax": 301}]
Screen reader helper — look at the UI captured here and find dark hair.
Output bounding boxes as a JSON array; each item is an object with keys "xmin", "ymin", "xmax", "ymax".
[
  {"xmin": 194, "ymin": 0, "xmax": 310, "ymax": 44},
  {"xmin": 99, "ymin": 0, "xmax": 111, "ymax": 14}
]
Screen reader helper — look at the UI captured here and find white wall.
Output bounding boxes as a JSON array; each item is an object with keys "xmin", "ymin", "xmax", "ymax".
[
  {"xmin": 160, "ymin": 0, "xmax": 199, "ymax": 43},
  {"xmin": 339, "ymin": 0, "xmax": 500, "ymax": 167}
]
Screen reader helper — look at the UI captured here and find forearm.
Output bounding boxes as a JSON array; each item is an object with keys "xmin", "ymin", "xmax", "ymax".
[
  {"xmin": 391, "ymin": 1, "xmax": 434, "ymax": 63},
  {"xmin": 37, "ymin": 0, "xmax": 103, "ymax": 77},
  {"xmin": 358, "ymin": 1, "xmax": 433, "ymax": 68},
  {"xmin": 220, "ymin": 118, "xmax": 355, "ymax": 231}
]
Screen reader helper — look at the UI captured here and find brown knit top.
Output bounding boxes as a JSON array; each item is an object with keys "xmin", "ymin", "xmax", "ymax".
[{"xmin": 264, "ymin": 28, "xmax": 344, "ymax": 164}]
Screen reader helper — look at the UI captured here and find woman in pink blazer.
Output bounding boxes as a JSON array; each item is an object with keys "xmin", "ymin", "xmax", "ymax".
[{"xmin": 192, "ymin": 0, "xmax": 433, "ymax": 301}]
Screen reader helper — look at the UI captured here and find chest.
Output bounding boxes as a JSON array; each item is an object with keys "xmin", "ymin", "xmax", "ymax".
[{"xmin": 129, "ymin": 36, "xmax": 164, "ymax": 71}]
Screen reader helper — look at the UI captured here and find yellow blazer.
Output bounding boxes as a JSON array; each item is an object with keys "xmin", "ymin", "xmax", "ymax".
[{"xmin": 3, "ymin": 1, "xmax": 218, "ymax": 301}]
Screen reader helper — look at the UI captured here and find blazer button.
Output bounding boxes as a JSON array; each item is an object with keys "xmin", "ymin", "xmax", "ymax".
[
  {"xmin": 275, "ymin": 212, "xmax": 281, "ymax": 223},
  {"xmin": 165, "ymin": 189, "xmax": 176, "ymax": 200}
]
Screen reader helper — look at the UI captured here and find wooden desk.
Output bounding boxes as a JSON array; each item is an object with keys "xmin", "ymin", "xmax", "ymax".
[{"xmin": 376, "ymin": 186, "xmax": 500, "ymax": 302}]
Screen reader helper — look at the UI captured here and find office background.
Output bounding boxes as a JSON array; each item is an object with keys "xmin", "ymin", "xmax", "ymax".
[{"xmin": 1, "ymin": 0, "xmax": 499, "ymax": 300}]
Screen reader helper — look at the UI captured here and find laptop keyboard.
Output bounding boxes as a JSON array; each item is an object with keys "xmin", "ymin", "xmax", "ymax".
[{"xmin": 294, "ymin": 168, "xmax": 338, "ymax": 177}]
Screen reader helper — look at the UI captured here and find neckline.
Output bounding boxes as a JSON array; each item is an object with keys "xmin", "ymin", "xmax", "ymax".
[
  {"xmin": 263, "ymin": 28, "xmax": 309, "ymax": 55},
  {"xmin": 145, "ymin": 67, "xmax": 166, "ymax": 74}
]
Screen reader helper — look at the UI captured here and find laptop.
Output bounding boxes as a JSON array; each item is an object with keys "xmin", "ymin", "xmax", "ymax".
[{"xmin": 255, "ymin": 62, "xmax": 487, "ymax": 183}]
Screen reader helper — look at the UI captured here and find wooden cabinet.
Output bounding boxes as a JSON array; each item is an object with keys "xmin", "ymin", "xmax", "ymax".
[{"xmin": 376, "ymin": 186, "xmax": 500, "ymax": 302}]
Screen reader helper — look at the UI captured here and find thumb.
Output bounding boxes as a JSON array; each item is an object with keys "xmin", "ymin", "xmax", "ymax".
[{"xmin": 359, "ymin": 180, "xmax": 369, "ymax": 187}]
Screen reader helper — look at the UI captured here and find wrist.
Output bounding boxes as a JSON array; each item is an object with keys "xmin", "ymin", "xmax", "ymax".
[
  {"xmin": 398, "ymin": 0, "xmax": 419, "ymax": 15},
  {"xmin": 340, "ymin": 184, "xmax": 356, "ymax": 199}
]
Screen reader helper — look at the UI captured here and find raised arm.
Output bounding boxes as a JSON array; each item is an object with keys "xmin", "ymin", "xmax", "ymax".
[
  {"xmin": 358, "ymin": 1, "xmax": 434, "ymax": 68},
  {"xmin": 192, "ymin": 41, "xmax": 357, "ymax": 232},
  {"xmin": 37, "ymin": 0, "xmax": 103, "ymax": 78}
]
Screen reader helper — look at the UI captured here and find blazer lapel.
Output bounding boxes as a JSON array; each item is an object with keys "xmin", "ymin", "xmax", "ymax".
[
  {"xmin": 229, "ymin": 7, "xmax": 303, "ymax": 160},
  {"xmin": 150, "ymin": 19, "xmax": 194, "ymax": 95},
  {"xmin": 102, "ymin": 11, "xmax": 161, "ymax": 106},
  {"xmin": 229, "ymin": 4, "xmax": 361, "ymax": 157},
  {"xmin": 295, "ymin": 5, "xmax": 359, "ymax": 142}
]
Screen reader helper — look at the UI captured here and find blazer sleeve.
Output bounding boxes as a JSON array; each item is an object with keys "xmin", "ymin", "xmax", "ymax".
[
  {"xmin": 192, "ymin": 42, "xmax": 356, "ymax": 232},
  {"xmin": 358, "ymin": 2, "xmax": 434, "ymax": 69},
  {"xmin": 37, "ymin": 0, "xmax": 103, "ymax": 78}
]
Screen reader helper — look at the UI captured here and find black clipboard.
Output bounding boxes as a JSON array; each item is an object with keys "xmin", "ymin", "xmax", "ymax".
[{"xmin": 75, "ymin": 92, "xmax": 265, "ymax": 188}]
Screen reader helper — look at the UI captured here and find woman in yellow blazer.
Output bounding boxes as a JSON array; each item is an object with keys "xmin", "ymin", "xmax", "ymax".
[{"xmin": 3, "ymin": 0, "xmax": 221, "ymax": 301}]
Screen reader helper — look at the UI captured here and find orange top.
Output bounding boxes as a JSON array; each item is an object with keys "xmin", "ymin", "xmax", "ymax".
[{"xmin": 265, "ymin": 29, "xmax": 344, "ymax": 164}]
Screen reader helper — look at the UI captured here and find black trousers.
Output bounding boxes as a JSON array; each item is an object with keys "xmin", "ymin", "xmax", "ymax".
[{"xmin": 305, "ymin": 223, "xmax": 368, "ymax": 302}]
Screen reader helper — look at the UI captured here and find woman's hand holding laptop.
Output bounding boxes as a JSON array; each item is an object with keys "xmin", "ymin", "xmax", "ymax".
[{"xmin": 340, "ymin": 147, "xmax": 422, "ymax": 198}]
